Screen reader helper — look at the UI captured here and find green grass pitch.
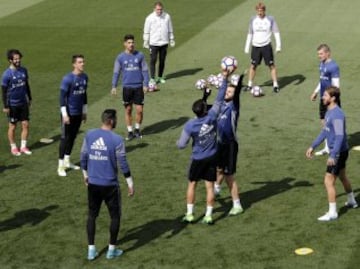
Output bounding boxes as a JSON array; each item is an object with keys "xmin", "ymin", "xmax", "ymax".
[{"xmin": 0, "ymin": 0, "xmax": 359, "ymax": 268}]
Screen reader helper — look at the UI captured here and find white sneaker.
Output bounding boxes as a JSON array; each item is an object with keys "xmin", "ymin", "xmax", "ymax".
[
  {"xmin": 314, "ymin": 148, "xmax": 329, "ymax": 156},
  {"xmin": 345, "ymin": 201, "xmax": 358, "ymax": 209},
  {"xmin": 64, "ymin": 161, "xmax": 80, "ymax": 170},
  {"xmin": 318, "ymin": 212, "xmax": 338, "ymax": 221},
  {"xmin": 57, "ymin": 166, "xmax": 67, "ymax": 177}
]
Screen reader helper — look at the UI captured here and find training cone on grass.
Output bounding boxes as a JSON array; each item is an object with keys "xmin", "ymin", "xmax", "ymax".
[
  {"xmin": 351, "ymin": 145, "xmax": 360, "ymax": 151},
  {"xmin": 294, "ymin": 247, "xmax": 314, "ymax": 256},
  {"xmin": 39, "ymin": 138, "xmax": 54, "ymax": 144}
]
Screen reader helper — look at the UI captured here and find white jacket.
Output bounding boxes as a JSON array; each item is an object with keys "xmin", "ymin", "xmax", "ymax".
[{"xmin": 143, "ymin": 11, "xmax": 174, "ymax": 46}]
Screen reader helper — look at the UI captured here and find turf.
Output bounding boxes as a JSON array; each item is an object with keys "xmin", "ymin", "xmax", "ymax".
[{"xmin": 0, "ymin": 0, "xmax": 359, "ymax": 268}]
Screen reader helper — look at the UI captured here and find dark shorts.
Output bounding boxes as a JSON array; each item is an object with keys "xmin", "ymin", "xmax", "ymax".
[
  {"xmin": 217, "ymin": 140, "xmax": 238, "ymax": 175},
  {"xmin": 8, "ymin": 104, "xmax": 30, "ymax": 123},
  {"xmin": 326, "ymin": 150, "xmax": 348, "ymax": 176},
  {"xmin": 87, "ymin": 183, "xmax": 121, "ymax": 219},
  {"xmin": 188, "ymin": 154, "xmax": 217, "ymax": 182},
  {"xmin": 251, "ymin": 43, "xmax": 274, "ymax": 67},
  {"xmin": 123, "ymin": 87, "xmax": 144, "ymax": 106}
]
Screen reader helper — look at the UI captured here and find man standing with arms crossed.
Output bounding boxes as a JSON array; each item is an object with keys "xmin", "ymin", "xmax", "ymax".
[
  {"xmin": 143, "ymin": 1, "xmax": 175, "ymax": 85},
  {"xmin": 244, "ymin": 2, "xmax": 281, "ymax": 93},
  {"xmin": 81, "ymin": 109, "xmax": 134, "ymax": 260},
  {"xmin": 2, "ymin": 49, "xmax": 33, "ymax": 156},
  {"xmin": 111, "ymin": 34, "xmax": 149, "ymax": 141},
  {"xmin": 58, "ymin": 54, "xmax": 88, "ymax": 177},
  {"xmin": 310, "ymin": 44, "xmax": 340, "ymax": 156}
]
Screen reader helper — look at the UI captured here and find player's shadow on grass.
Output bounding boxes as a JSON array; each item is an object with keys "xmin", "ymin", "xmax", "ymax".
[
  {"xmin": 165, "ymin": 68, "xmax": 203, "ymax": 80},
  {"xmin": 126, "ymin": 142, "xmax": 149, "ymax": 153},
  {"xmin": 0, "ymin": 164, "xmax": 22, "ymax": 173},
  {"xmin": 0, "ymin": 205, "xmax": 58, "ymax": 232},
  {"xmin": 100, "ymin": 215, "xmax": 186, "ymax": 254},
  {"xmin": 29, "ymin": 134, "xmax": 62, "ymax": 151},
  {"xmin": 336, "ymin": 188, "xmax": 360, "ymax": 217},
  {"xmin": 347, "ymin": 132, "xmax": 360, "ymax": 148},
  {"xmin": 262, "ymin": 74, "xmax": 306, "ymax": 89},
  {"xmin": 214, "ymin": 177, "xmax": 313, "ymax": 222},
  {"xmin": 142, "ymin": 116, "xmax": 189, "ymax": 135}
]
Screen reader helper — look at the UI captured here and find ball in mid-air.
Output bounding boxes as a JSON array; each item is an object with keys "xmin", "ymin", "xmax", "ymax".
[{"xmin": 221, "ymin": 56, "xmax": 238, "ymax": 72}]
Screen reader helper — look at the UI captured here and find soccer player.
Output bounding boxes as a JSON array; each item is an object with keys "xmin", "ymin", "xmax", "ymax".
[
  {"xmin": 111, "ymin": 34, "xmax": 149, "ymax": 140},
  {"xmin": 143, "ymin": 1, "xmax": 175, "ymax": 85},
  {"xmin": 306, "ymin": 87, "xmax": 357, "ymax": 222},
  {"xmin": 310, "ymin": 44, "xmax": 340, "ymax": 156},
  {"xmin": 244, "ymin": 2, "xmax": 281, "ymax": 93},
  {"xmin": 1, "ymin": 49, "xmax": 32, "ymax": 156},
  {"xmin": 80, "ymin": 109, "xmax": 134, "ymax": 260},
  {"xmin": 213, "ymin": 74, "xmax": 245, "ymax": 216},
  {"xmin": 177, "ymin": 68, "xmax": 234, "ymax": 225},
  {"xmin": 57, "ymin": 54, "xmax": 88, "ymax": 177}
]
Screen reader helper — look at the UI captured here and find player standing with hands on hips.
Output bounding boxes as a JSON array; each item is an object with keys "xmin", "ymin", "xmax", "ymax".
[
  {"xmin": 244, "ymin": 2, "xmax": 281, "ymax": 93},
  {"xmin": 80, "ymin": 109, "xmax": 134, "ymax": 261},
  {"xmin": 143, "ymin": 1, "xmax": 175, "ymax": 85},
  {"xmin": 310, "ymin": 44, "xmax": 340, "ymax": 156},
  {"xmin": 306, "ymin": 87, "xmax": 357, "ymax": 222},
  {"xmin": 57, "ymin": 54, "xmax": 88, "ymax": 177},
  {"xmin": 111, "ymin": 34, "xmax": 149, "ymax": 141},
  {"xmin": 2, "ymin": 49, "xmax": 33, "ymax": 156}
]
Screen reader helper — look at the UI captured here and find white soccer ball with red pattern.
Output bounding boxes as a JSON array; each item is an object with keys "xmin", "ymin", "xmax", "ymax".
[
  {"xmin": 195, "ymin": 79, "xmax": 207, "ymax": 90},
  {"xmin": 221, "ymin": 56, "xmax": 238, "ymax": 72},
  {"xmin": 250, "ymin": 85, "xmax": 263, "ymax": 97}
]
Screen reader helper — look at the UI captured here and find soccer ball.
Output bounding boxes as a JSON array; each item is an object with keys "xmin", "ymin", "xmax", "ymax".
[
  {"xmin": 221, "ymin": 56, "xmax": 238, "ymax": 72},
  {"xmin": 230, "ymin": 74, "xmax": 240, "ymax": 86},
  {"xmin": 195, "ymin": 79, "xmax": 207, "ymax": 90},
  {"xmin": 250, "ymin": 86, "xmax": 263, "ymax": 97},
  {"xmin": 148, "ymin": 80, "xmax": 157, "ymax": 92},
  {"xmin": 207, "ymin": 74, "xmax": 219, "ymax": 87},
  {"xmin": 216, "ymin": 73, "xmax": 224, "ymax": 87}
]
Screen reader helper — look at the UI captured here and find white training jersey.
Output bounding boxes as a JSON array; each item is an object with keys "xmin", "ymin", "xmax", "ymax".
[
  {"xmin": 245, "ymin": 15, "xmax": 280, "ymax": 50},
  {"xmin": 143, "ymin": 11, "xmax": 174, "ymax": 46}
]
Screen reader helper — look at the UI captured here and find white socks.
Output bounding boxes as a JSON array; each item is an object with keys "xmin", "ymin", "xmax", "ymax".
[
  {"xmin": 205, "ymin": 206, "xmax": 213, "ymax": 217},
  {"xmin": 347, "ymin": 192, "xmax": 356, "ymax": 204},
  {"xmin": 233, "ymin": 199, "xmax": 242, "ymax": 208},
  {"xmin": 329, "ymin": 202, "xmax": 337, "ymax": 215},
  {"xmin": 186, "ymin": 204, "xmax": 194, "ymax": 215}
]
